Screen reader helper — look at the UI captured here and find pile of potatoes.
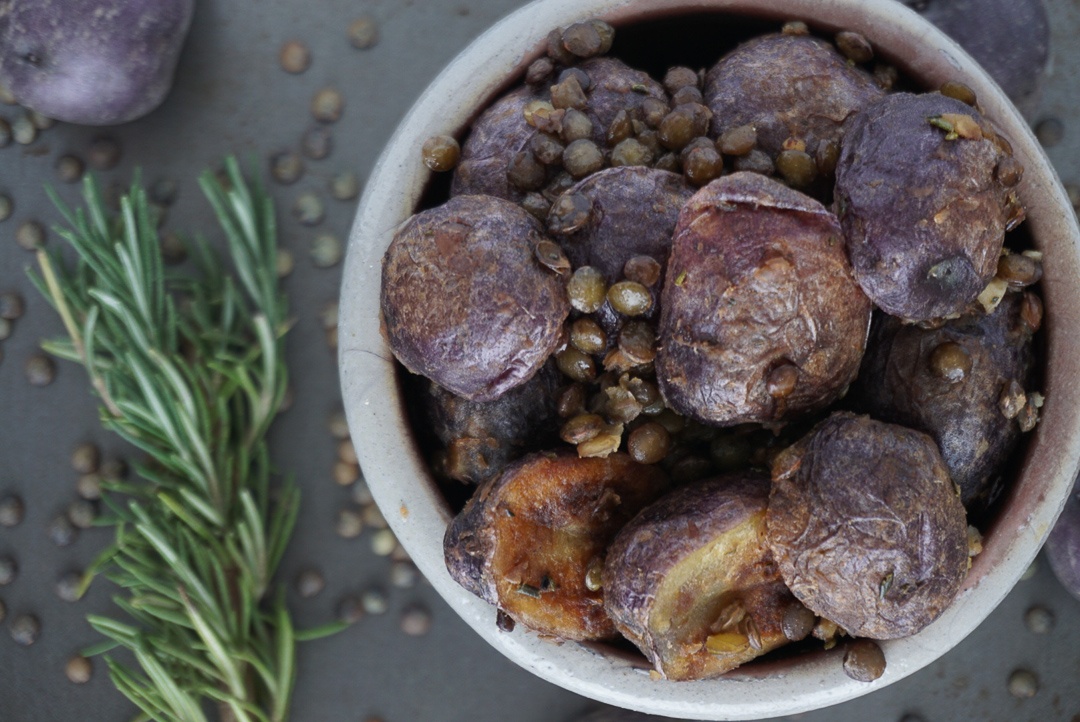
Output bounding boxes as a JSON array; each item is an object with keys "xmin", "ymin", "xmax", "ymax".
[{"xmin": 379, "ymin": 19, "xmax": 1043, "ymax": 682}]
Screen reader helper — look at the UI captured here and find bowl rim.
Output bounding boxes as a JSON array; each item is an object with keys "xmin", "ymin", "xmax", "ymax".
[{"xmin": 339, "ymin": 0, "xmax": 1080, "ymax": 718}]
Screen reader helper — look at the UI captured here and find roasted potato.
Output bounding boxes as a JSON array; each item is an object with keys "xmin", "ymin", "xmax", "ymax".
[
  {"xmin": 381, "ymin": 194, "xmax": 570, "ymax": 402},
  {"xmin": 834, "ymin": 92, "xmax": 1021, "ymax": 322},
  {"xmin": 704, "ymin": 34, "xmax": 883, "ymax": 173},
  {"xmin": 547, "ymin": 166, "xmax": 693, "ymax": 283},
  {"xmin": 656, "ymin": 172, "xmax": 871, "ymax": 426},
  {"xmin": 767, "ymin": 412, "xmax": 969, "ymax": 639},
  {"xmin": 444, "ymin": 451, "xmax": 670, "ymax": 640},
  {"xmin": 425, "ymin": 361, "xmax": 562, "ymax": 484},
  {"xmin": 604, "ymin": 472, "xmax": 805, "ymax": 681},
  {"xmin": 853, "ymin": 291, "xmax": 1039, "ymax": 514}
]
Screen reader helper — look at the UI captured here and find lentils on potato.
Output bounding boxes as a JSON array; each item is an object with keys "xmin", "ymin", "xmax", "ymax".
[
  {"xmin": 604, "ymin": 472, "xmax": 804, "ymax": 681},
  {"xmin": 834, "ymin": 92, "xmax": 1021, "ymax": 321},
  {"xmin": 381, "ymin": 194, "xmax": 570, "ymax": 402},
  {"xmin": 444, "ymin": 451, "xmax": 670, "ymax": 640},
  {"xmin": 853, "ymin": 291, "xmax": 1039, "ymax": 514},
  {"xmin": 767, "ymin": 412, "xmax": 969, "ymax": 639},
  {"xmin": 656, "ymin": 172, "xmax": 871, "ymax": 426}
]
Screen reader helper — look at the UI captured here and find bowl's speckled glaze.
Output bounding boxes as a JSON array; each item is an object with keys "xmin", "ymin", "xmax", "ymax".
[{"xmin": 339, "ymin": 1, "xmax": 1080, "ymax": 718}]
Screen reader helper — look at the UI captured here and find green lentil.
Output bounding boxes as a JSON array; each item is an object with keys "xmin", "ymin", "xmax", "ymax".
[
  {"xmin": 87, "ymin": 136, "xmax": 121, "ymax": 170},
  {"xmin": 348, "ymin": 16, "xmax": 379, "ymax": 49},
  {"xmin": 15, "ymin": 220, "xmax": 45, "ymax": 251},
  {"xmin": 312, "ymin": 88, "xmax": 345, "ymax": 123},
  {"xmin": 562, "ymin": 139, "xmax": 605, "ymax": 178},
  {"xmin": 302, "ymin": 126, "xmax": 333, "ymax": 159},
  {"xmin": 279, "ymin": 40, "xmax": 311, "ymax": 73},
  {"xmin": 776, "ymin": 149, "xmax": 817, "ymax": 188},
  {"xmin": 607, "ymin": 280, "xmax": 653, "ymax": 316},
  {"xmin": 270, "ymin": 151, "xmax": 304, "ymax": 184},
  {"xmin": 293, "ymin": 191, "xmax": 325, "ymax": 226},
  {"xmin": 567, "ymin": 266, "xmax": 607, "ymax": 313},
  {"xmin": 422, "ymin": 135, "xmax": 461, "ymax": 172},
  {"xmin": 330, "ymin": 170, "xmax": 361, "ymax": 200}
]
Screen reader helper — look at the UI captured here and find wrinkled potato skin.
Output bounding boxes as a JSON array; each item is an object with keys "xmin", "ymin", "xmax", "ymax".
[
  {"xmin": 604, "ymin": 473, "xmax": 798, "ymax": 681},
  {"xmin": 451, "ymin": 87, "xmax": 543, "ymax": 201},
  {"xmin": 549, "ymin": 166, "xmax": 693, "ymax": 283},
  {"xmin": 835, "ymin": 92, "xmax": 1014, "ymax": 321},
  {"xmin": 381, "ymin": 195, "xmax": 570, "ymax": 402},
  {"xmin": 704, "ymin": 34, "xmax": 883, "ymax": 162},
  {"xmin": 443, "ymin": 451, "xmax": 670, "ymax": 640},
  {"xmin": 425, "ymin": 362, "xmax": 562, "ymax": 484},
  {"xmin": 657, "ymin": 172, "xmax": 871, "ymax": 426},
  {"xmin": 579, "ymin": 57, "xmax": 668, "ymax": 135},
  {"xmin": 854, "ymin": 294, "xmax": 1037, "ymax": 513},
  {"xmin": 0, "ymin": 0, "xmax": 194, "ymax": 125},
  {"xmin": 768, "ymin": 413, "xmax": 968, "ymax": 639}
]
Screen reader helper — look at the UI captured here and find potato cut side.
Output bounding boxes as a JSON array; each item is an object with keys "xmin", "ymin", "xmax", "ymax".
[
  {"xmin": 605, "ymin": 473, "xmax": 803, "ymax": 680},
  {"xmin": 444, "ymin": 451, "xmax": 670, "ymax": 640}
]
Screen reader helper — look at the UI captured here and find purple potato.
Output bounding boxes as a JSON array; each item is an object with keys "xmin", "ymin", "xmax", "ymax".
[
  {"xmin": 443, "ymin": 451, "xmax": 670, "ymax": 641},
  {"xmin": 425, "ymin": 361, "xmax": 562, "ymax": 484},
  {"xmin": 835, "ymin": 92, "xmax": 1020, "ymax": 322},
  {"xmin": 704, "ymin": 34, "xmax": 883, "ymax": 167},
  {"xmin": 768, "ymin": 412, "xmax": 969, "ymax": 639},
  {"xmin": 381, "ymin": 194, "xmax": 570, "ymax": 402},
  {"xmin": 0, "ymin": 0, "xmax": 194, "ymax": 125},
  {"xmin": 903, "ymin": 0, "xmax": 1049, "ymax": 117},
  {"xmin": 578, "ymin": 56, "xmax": 667, "ymax": 136},
  {"xmin": 604, "ymin": 472, "xmax": 802, "ymax": 681},
  {"xmin": 547, "ymin": 166, "xmax": 693, "ymax": 283},
  {"xmin": 853, "ymin": 291, "xmax": 1038, "ymax": 514},
  {"xmin": 1046, "ymin": 489, "xmax": 1080, "ymax": 603},
  {"xmin": 656, "ymin": 172, "xmax": 871, "ymax": 426}
]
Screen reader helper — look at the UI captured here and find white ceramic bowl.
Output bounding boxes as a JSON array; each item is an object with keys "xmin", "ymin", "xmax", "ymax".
[{"xmin": 340, "ymin": 1, "xmax": 1080, "ymax": 718}]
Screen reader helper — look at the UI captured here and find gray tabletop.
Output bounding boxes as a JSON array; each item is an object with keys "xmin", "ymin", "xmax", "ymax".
[{"xmin": 2, "ymin": 1, "xmax": 1079, "ymax": 721}]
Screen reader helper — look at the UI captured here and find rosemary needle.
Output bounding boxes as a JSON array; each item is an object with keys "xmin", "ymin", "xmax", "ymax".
[{"xmin": 31, "ymin": 158, "xmax": 343, "ymax": 722}]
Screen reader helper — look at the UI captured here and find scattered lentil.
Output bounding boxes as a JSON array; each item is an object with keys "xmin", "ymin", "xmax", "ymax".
[
  {"xmin": 390, "ymin": 561, "xmax": 420, "ymax": 589},
  {"xmin": 338, "ymin": 439, "xmax": 358, "ymax": 465},
  {"xmin": 399, "ymin": 603, "xmax": 432, "ymax": 636},
  {"xmin": 28, "ymin": 110, "xmax": 53, "ymax": 130},
  {"xmin": 312, "ymin": 88, "xmax": 344, "ymax": 123},
  {"xmin": 1024, "ymin": 605, "xmax": 1054, "ymax": 635},
  {"xmin": 336, "ymin": 507, "xmax": 364, "ymax": 539},
  {"xmin": 293, "ymin": 191, "xmax": 325, "ymax": 226},
  {"xmin": 362, "ymin": 504, "xmax": 388, "ymax": 530},
  {"xmin": 12, "ymin": 115, "xmax": 36, "ymax": 145},
  {"xmin": 10, "ymin": 613, "xmax": 40, "ymax": 646},
  {"xmin": 329, "ymin": 170, "xmax": 360, "ymax": 201},
  {"xmin": 351, "ymin": 479, "xmax": 374, "ymax": 506},
  {"xmin": 0, "ymin": 117, "xmax": 10, "ymax": 147},
  {"xmin": 842, "ymin": 639, "xmax": 886, "ymax": 682},
  {"xmin": 360, "ymin": 587, "xmax": 389, "ymax": 615},
  {"xmin": 310, "ymin": 233, "xmax": 343, "ymax": 268},
  {"xmin": 296, "ymin": 568, "xmax": 326, "ymax": 598},
  {"xmin": 302, "ymin": 126, "xmax": 333, "ymax": 160},
  {"xmin": 70, "ymin": 443, "xmax": 101, "ymax": 475},
  {"xmin": 0, "ymin": 318, "xmax": 10, "ymax": 341},
  {"xmin": 372, "ymin": 528, "xmax": 397, "ymax": 556},
  {"xmin": 25, "ymin": 354, "xmax": 56, "ymax": 386},
  {"xmin": 1021, "ymin": 559, "xmax": 1038, "ymax": 581},
  {"xmin": 66, "ymin": 499, "xmax": 97, "ymax": 529},
  {"xmin": 279, "ymin": 40, "xmax": 311, "ymax": 73},
  {"xmin": 0, "ymin": 292, "xmax": 23, "ymax": 322},
  {"xmin": 15, "ymin": 220, "xmax": 45, "ymax": 250},
  {"xmin": 76, "ymin": 473, "xmax": 102, "ymax": 501},
  {"xmin": 1007, "ymin": 668, "xmax": 1038, "ymax": 699},
  {"xmin": 333, "ymin": 461, "xmax": 360, "ymax": 487},
  {"xmin": 0, "ymin": 495, "xmax": 25, "ymax": 527},
  {"xmin": 48, "ymin": 514, "xmax": 78, "ymax": 546},
  {"xmin": 87, "ymin": 136, "xmax": 121, "ymax": 170},
  {"xmin": 55, "ymin": 571, "xmax": 83, "ymax": 602},
  {"xmin": 0, "ymin": 599, "xmax": 5, "ymax": 623},
  {"xmin": 327, "ymin": 410, "xmax": 350, "ymax": 439},
  {"xmin": 0, "ymin": 194, "xmax": 11, "ymax": 221},
  {"xmin": 0, "ymin": 556, "xmax": 17, "ymax": 586},
  {"xmin": 348, "ymin": 16, "xmax": 379, "ymax": 49},
  {"xmin": 422, "ymin": 135, "xmax": 461, "ymax": 172},
  {"xmin": 66, "ymin": 655, "xmax": 93, "ymax": 684},
  {"xmin": 336, "ymin": 595, "xmax": 365, "ymax": 624},
  {"xmin": 270, "ymin": 151, "xmax": 304, "ymax": 185},
  {"xmin": 273, "ymin": 249, "xmax": 294, "ymax": 279},
  {"xmin": 55, "ymin": 155, "xmax": 85, "ymax": 183}
]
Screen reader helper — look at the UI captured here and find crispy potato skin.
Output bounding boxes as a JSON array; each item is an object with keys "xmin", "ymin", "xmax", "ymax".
[
  {"xmin": 767, "ymin": 413, "xmax": 968, "ymax": 639},
  {"xmin": 853, "ymin": 294, "xmax": 1037, "ymax": 513},
  {"xmin": 656, "ymin": 172, "xmax": 871, "ymax": 426},
  {"xmin": 549, "ymin": 166, "xmax": 693, "ymax": 283},
  {"xmin": 424, "ymin": 362, "xmax": 562, "ymax": 484},
  {"xmin": 604, "ymin": 472, "xmax": 798, "ymax": 680},
  {"xmin": 704, "ymin": 34, "xmax": 883, "ymax": 162},
  {"xmin": 451, "ymin": 87, "xmax": 541, "ymax": 201},
  {"xmin": 835, "ymin": 92, "xmax": 1015, "ymax": 321},
  {"xmin": 381, "ymin": 194, "xmax": 570, "ymax": 402},
  {"xmin": 444, "ymin": 451, "xmax": 670, "ymax": 641}
]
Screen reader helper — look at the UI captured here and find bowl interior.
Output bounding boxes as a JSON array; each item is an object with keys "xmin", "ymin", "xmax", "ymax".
[{"xmin": 339, "ymin": 0, "xmax": 1080, "ymax": 718}]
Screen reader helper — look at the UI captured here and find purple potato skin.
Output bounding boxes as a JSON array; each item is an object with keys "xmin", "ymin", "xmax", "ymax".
[
  {"xmin": 424, "ymin": 361, "xmax": 562, "ymax": 484},
  {"xmin": 1046, "ymin": 489, "xmax": 1080, "ymax": 603},
  {"xmin": 578, "ymin": 56, "xmax": 667, "ymax": 136},
  {"xmin": 381, "ymin": 194, "xmax": 570, "ymax": 402},
  {"xmin": 548, "ymin": 166, "xmax": 693, "ymax": 283},
  {"xmin": 704, "ymin": 34, "xmax": 883, "ymax": 162},
  {"xmin": 451, "ymin": 87, "xmax": 543, "ymax": 201},
  {"xmin": 0, "ymin": 0, "xmax": 194, "ymax": 125},
  {"xmin": 835, "ymin": 92, "xmax": 1016, "ymax": 322},
  {"xmin": 854, "ymin": 293, "xmax": 1037, "ymax": 514},
  {"xmin": 604, "ymin": 472, "xmax": 798, "ymax": 681},
  {"xmin": 656, "ymin": 172, "xmax": 871, "ymax": 427},
  {"xmin": 768, "ymin": 412, "xmax": 969, "ymax": 639},
  {"xmin": 903, "ymin": 0, "xmax": 1049, "ymax": 118}
]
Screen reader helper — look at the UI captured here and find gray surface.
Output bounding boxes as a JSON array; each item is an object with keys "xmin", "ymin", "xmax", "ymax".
[{"xmin": 1, "ymin": 1, "xmax": 1078, "ymax": 721}]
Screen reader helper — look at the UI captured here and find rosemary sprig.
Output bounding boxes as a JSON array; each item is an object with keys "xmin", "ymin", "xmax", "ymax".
[{"xmin": 30, "ymin": 158, "xmax": 341, "ymax": 722}]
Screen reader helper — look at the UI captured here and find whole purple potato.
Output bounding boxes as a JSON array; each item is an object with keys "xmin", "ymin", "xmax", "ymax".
[
  {"xmin": 1047, "ymin": 489, "xmax": 1080, "ymax": 603},
  {"xmin": 451, "ymin": 87, "xmax": 544, "ymax": 202},
  {"xmin": 0, "ymin": 0, "xmax": 195, "ymax": 125},
  {"xmin": 902, "ymin": 0, "xmax": 1049, "ymax": 118}
]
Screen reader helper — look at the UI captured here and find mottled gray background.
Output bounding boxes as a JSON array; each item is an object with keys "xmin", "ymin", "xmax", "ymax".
[{"xmin": 1, "ymin": 1, "xmax": 1079, "ymax": 721}]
